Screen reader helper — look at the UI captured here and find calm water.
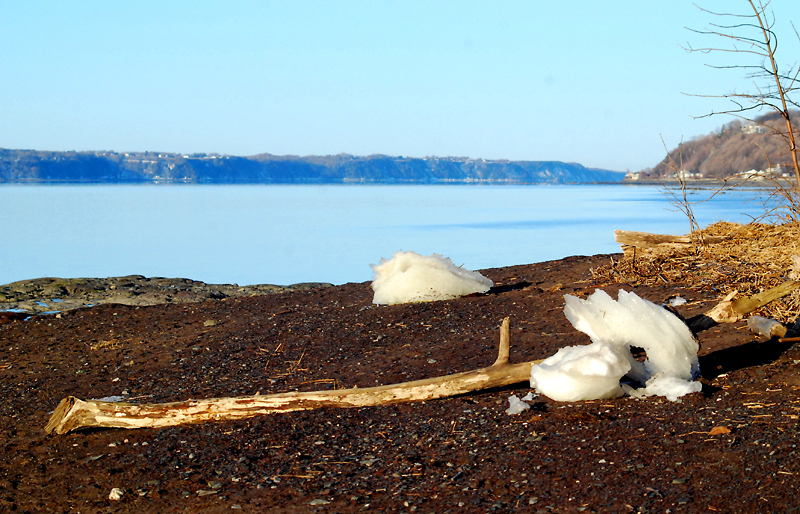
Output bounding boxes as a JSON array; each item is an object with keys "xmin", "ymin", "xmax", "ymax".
[{"xmin": 0, "ymin": 184, "xmax": 766, "ymax": 286}]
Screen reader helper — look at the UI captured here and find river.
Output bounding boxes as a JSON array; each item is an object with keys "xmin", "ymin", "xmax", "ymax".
[{"xmin": 0, "ymin": 184, "xmax": 767, "ymax": 286}]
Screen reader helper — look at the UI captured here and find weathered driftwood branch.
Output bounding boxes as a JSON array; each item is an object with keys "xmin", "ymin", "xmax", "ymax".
[
  {"xmin": 614, "ymin": 230, "xmax": 729, "ymax": 249},
  {"xmin": 46, "ymin": 282, "xmax": 800, "ymax": 435},
  {"xmin": 46, "ymin": 317, "xmax": 536, "ymax": 435},
  {"xmin": 686, "ymin": 280, "xmax": 800, "ymax": 333}
]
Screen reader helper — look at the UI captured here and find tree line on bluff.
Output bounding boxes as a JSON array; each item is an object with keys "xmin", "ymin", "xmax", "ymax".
[
  {"xmin": 9, "ymin": 109, "xmax": 793, "ymax": 184},
  {"xmin": 643, "ymin": 110, "xmax": 800, "ymax": 179},
  {"xmin": 0, "ymin": 150, "xmax": 624, "ymax": 184}
]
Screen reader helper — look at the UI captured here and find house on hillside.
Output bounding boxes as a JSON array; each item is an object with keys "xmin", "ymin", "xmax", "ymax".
[
  {"xmin": 742, "ymin": 165, "xmax": 789, "ymax": 179},
  {"xmin": 742, "ymin": 124, "xmax": 767, "ymax": 134},
  {"xmin": 672, "ymin": 170, "xmax": 700, "ymax": 179}
]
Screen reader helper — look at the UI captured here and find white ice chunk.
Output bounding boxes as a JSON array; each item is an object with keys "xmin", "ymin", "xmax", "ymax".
[
  {"xmin": 371, "ymin": 251, "xmax": 493, "ymax": 305},
  {"xmin": 564, "ymin": 289, "xmax": 699, "ymax": 382},
  {"xmin": 632, "ymin": 372, "xmax": 703, "ymax": 401},
  {"xmin": 530, "ymin": 342, "xmax": 631, "ymax": 402},
  {"xmin": 747, "ymin": 315, "xmax": 786, "ymax": 338},
  {"xmin": 668, "ymin": 297, "xmax": 687, "ymax": 306},
  {"xmin": 531, "ymin": 289, "xmax": 701, "ymax": 402},
  {"xmin": 521, "ymin": 392, "xmax": 537, "ymax": 402},
  {"xmin": 505, "ymin": 395, "xmax": 531, "ymax": 415},
  {"xmin": 91, "ymin": 395, "xmax": 126, "ymax": 403}
]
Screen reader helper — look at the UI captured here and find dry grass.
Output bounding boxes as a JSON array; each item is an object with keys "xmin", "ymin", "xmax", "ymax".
[{"xmin": 592, "ymin": 221, "xmax": 800, "ymax": 322}]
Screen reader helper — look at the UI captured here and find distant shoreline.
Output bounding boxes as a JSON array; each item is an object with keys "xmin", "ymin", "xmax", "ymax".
[
  {"xmin": 0, "ymin": 177, "xmax": 784, "ymax": 188},
  {"xmin": 623, "ymin": 177, "xmax": 793, "ymax": 189},
  {"xmin": 0, "ymin": 149, "xmax": 625, "ymax": 185},
  {"xmin": 0, "ymin": 180, "xmax": 631, "ymax": 186}
]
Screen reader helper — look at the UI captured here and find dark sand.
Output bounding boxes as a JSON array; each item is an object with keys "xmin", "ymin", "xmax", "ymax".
[{"xmin": 2, "ymin": 254, "xmax": 799, "ymax": 513}]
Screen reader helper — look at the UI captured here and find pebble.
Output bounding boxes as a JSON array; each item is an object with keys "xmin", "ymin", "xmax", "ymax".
[
  {"xmin": 309, "ymin": 499, "xmax": 330, "ymax": 505},
  {"xmin": 108, "ymin": 488, "xmax": 124, "ymax": 501}
]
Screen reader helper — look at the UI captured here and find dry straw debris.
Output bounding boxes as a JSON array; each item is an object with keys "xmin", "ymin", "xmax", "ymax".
[{"xmin": 593, "ymin": 221, "xmax": 800, "ymax": 322}]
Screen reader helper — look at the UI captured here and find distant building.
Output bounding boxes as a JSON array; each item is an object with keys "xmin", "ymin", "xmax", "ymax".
[
  {"xmin": 742, "ymin": 165, "xmax": 785, "ymax": 178},
  {"xmin": 742, "ymin": 124, "xmax": 767, "ymax": 134},
  {"xmin": 672, "ymin": 170, "xmax": 700, "ymax": 179}
]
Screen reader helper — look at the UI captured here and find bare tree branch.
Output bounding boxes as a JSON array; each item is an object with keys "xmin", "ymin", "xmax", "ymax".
[{"xmin": 681, "ymin": 0, "xmax": 800, "ymax": 217}]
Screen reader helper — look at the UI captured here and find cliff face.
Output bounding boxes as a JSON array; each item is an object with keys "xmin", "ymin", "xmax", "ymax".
[{"xmin": 0, "ymin": 149, "xmax": 624, "ymax": 184}]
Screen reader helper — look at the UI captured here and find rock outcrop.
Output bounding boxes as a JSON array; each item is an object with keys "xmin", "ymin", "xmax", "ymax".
[{"xmin": 0, "ymin": 276, "xmax": 332, "ymax": 315}]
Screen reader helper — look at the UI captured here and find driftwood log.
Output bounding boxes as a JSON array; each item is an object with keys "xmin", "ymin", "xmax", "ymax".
[
  {"xmin": 614, "ymin": 229, "xmax": 731, "ymax": 258},
  {"xmin": 614, "ymin": 230, "xmax": 729, "ymax": 248},
  {"xmin": 46, "ymin": 318, "xmax": 535, "ymax": 435},
  {"xmin": 46, "ymin": 282, "xmax": 799, "ymax": 435}
]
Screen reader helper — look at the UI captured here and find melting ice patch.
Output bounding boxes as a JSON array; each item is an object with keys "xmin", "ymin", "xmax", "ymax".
[
  {"xmin": 90, "ymin": 395, "xmax": 126, "ymax": 403},
  {"xmin": 505, "ymin": 395, "xmax": 531, "ymax": 415},
  {"xmin": 668, "ymin": 297, "xmax": 687, "ymax": 307},
  {"xmin": 371, "ymin": 251, "xmax": 492, "ymax": 305},
  {"xmin": 631, "ymin": 373, "xmax": 703, "ymax": 402},
  {"xmin": 530, "ymin": 289, "xmax": 701, "ymax": 402}
]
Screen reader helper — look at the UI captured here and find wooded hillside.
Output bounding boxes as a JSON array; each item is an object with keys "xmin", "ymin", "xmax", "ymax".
[{"xmin": 644, "ymin": 111, "xmax": 800, "ymax": 179}]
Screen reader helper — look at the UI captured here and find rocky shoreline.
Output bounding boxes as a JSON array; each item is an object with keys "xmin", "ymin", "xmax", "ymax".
[{"xmin": 0, "ymin": 275, "xmax": 333, "ymax": 317}]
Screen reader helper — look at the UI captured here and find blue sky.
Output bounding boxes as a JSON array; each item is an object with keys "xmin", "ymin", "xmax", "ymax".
[{"xmin": 2, "ymin": 1, "xmax": 799, "ymax": 172}]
